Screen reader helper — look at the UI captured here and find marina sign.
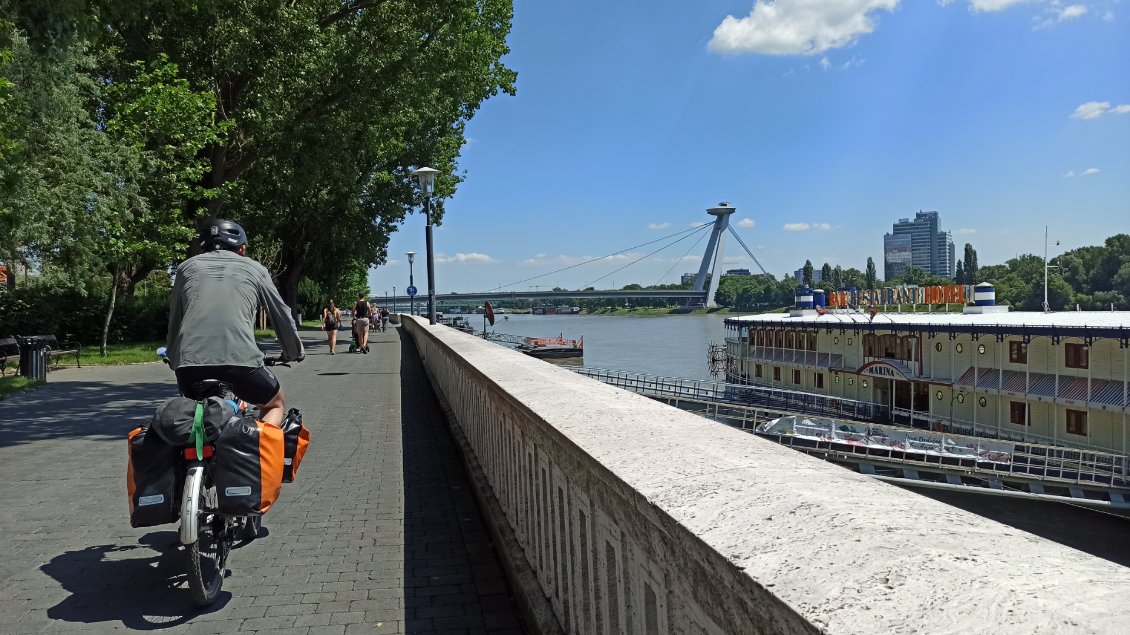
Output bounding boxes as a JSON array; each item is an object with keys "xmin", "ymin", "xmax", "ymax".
[{"xmin": 858, "ymin": 361, "xmax": 910, "ymax": 380}]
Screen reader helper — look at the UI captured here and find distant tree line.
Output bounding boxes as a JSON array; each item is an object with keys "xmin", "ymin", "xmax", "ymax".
[{"xmin": 505, "ymin": 235, "xmax": 1129, "ymax": 313}]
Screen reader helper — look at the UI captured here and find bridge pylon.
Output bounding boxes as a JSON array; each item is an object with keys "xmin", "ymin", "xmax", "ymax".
[{"xmin": 692, "ymin": 202, "xmax": 736, "ymax": 307}]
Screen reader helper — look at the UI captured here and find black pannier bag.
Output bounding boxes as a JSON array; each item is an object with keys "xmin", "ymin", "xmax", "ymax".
[
  {"xmin": 126, "ymin": 427, "xmax": 182, "ymax": 527},
  {"xmin": 280, "ymin": 408, "xmax": 310, "ymax": 483},
  {"xmin": 212, "ymin": 417, "xmax": 285, "ymax": 516},
  {"xmin": 150, "ymin": 396, "xmax": 240, "ymax": 446}
]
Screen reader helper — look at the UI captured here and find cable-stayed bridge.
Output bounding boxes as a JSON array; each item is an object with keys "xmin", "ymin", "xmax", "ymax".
[{"xmin": 378, "ymin": 202, "xmax": 767, "ymax": 309}]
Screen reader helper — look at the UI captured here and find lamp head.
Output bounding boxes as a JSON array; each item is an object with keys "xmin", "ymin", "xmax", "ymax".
[
  {"xmin": 406, "ymin": 250, "xmax": 416, "ymax": 264},
  {"xmin": 410, "ymin": 167, "xmax": 440, "ymax": 194}
]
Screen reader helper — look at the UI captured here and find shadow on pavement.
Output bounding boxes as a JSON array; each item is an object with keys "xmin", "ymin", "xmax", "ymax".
[
  {"xmin": 0, "ymin": 379, "xmax": 172, "ymax": 448},
  {"xmin": 40, "ymin": 531, "xmax": 230, "ymax": 630},
  {"xmin": 398, "ymin": 331, "xmax": 527, "ymax": 633}
]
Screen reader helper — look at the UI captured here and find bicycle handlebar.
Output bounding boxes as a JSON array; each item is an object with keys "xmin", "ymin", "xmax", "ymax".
[{"xmin": 156, "ymin": 349, "xmax": 301, "ymax": 368}]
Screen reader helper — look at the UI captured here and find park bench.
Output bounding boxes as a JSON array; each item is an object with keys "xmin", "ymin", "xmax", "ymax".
[
  {"xmin": 0, "ymin": 337, "xmax": 19, "ymax": 376},
  {"xmin": 17, "ymin": 335, "xmax": 82, "ymax": 370},
  {"xmin": 40, "ymin": 335, "xmax": 82, "ymax": 369}
]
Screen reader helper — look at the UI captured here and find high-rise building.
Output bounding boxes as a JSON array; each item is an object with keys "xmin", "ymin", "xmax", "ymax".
[
  {"xmin": 883, "ymin": 211, "xmax": 954, "ymax": 280},
  {"xmin": 884, "ymin": 233, "xmax": 912, "ymax": 281}
]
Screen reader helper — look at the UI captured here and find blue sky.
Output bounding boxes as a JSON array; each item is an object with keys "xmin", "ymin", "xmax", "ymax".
[{"xmin": 371, "ymin": 0, "xmax": 1130, "ymax": 298}]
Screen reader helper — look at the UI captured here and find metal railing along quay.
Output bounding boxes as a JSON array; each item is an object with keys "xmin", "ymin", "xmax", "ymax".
[
  {"xmin": 575, "ymin": 368, "xmax": 1130, "ymax": 490},
  {"xmin": 573, "ymin": 367, "xmax": 888, "ymax": 422}
]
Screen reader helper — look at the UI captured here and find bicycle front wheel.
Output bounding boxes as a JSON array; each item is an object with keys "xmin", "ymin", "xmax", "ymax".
[{"xmin": 183, "ymin": 466, "xmax": 230, "ymax": 606}]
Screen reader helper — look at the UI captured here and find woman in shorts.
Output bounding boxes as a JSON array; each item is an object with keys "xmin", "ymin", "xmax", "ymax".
[{"xmin": 322, "ymin": 300, "xmax": 342, "ymax": 354}]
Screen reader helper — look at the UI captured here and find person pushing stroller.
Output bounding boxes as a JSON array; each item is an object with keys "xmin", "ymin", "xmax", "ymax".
[{"xmin": 353, "ymin": 294, "xmax": 372, "ymax": 354}]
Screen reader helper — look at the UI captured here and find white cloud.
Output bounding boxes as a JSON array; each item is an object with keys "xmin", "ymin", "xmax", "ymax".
[
  {"xmin": 968, "ymin": 0, "xmax": 1029, "ymax": 11},
  {"xmin": 435, "ymin": 252, "xmax": 495, "ymax": 264},
  {"xmin": 1063, "ymin": 167, "xmax": 1100, "ymax": 177},
  {"xmin": 689, "ymin": 222, "xmax": 709, "ymax": 228},
  {"xmin": 956, "ymin": 228, "xmax": 977, "ymax": 235},
  {"xmin": 1034, "ymin": 3, "xmax": 1089, "ymax": 29},
  {"xmin": 1070, "ymin": 101, "xmax": 1130, "ymax": 119},
  {"xmin": 647, "ymin": 222, "xmax": 671, "ymax": 230},
  {"xmin": 521, "ymin": 253, "xmax": 639, "ymax": 267},
  {"xmin": 1059, "ymin": 4, "xmax": 1087, "ymax": 20},
  {"xmin": 784, "ymin": 221, "xmax": 831, "ymax": 231},
  {"xmin": 737, "ymin": 218, "xmax": 757, "ymax": 228},
  {"xmin": 708, "ymin": 0, "xmax": 900, "ymax": 56},
  {"xmin": 819, "ymin": 56, "xmax": 832, "ymax": 70}
]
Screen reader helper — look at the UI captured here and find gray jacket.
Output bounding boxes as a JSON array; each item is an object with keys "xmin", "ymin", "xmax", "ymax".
[{"xmin": 166, "ymin": 250, "xmax": 304, "ymax": 369}]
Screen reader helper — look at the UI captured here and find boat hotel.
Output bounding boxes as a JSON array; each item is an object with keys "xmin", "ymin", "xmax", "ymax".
[{"xmin": 723, "ymin": 284, "xmax": 1130, "ymax": 455}]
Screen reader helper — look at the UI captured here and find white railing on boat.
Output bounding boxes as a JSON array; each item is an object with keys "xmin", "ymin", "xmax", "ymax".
[{"xmin": 573, "ymin": 367, "xmax": 887, "ymax": 421}]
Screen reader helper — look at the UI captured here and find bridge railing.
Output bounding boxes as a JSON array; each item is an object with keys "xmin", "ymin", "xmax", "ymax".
[{"xmin": 401, "ymin": 315, "xmax": 1130, "ymax": 634}]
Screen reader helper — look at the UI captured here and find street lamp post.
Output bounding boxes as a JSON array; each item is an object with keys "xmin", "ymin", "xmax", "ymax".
[
  {"xmin": 393, "ymin": 286, "xmax": 396, "ymax": 313},
  {"xmin": 1042, "ymin": 226, "xmax": 1061, "ymax": 313},
  {"xmin": 405, "ymin": 251, "xmax": 416, "ymax": 317},
  {"xmin": 410, "ymin": 167, "xmax": 440, "ymax": 325}
]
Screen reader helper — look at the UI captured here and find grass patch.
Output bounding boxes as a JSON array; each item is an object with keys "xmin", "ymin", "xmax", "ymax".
[
  {"xmin": 78, "ymin": 341, "xmax": 166, "ymax": 366},
  {"xmin": 0, "ymin": 375, "xmax": 45, "ymax": 400}
]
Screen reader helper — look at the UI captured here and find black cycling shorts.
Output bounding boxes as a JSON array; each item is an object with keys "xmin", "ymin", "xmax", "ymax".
[{"xmin": 174, "ymin": 365, "xmax": 281, "ymax": 405}]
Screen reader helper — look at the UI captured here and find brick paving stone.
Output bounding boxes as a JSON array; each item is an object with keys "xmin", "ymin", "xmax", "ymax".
[{"xmin": 0, "ymin": 327, "xmax": 527, "ymax": 632}]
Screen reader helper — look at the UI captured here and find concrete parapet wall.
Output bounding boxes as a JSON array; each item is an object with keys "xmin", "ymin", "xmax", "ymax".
[{"xmin": 402, "ymin": 316, "xmax": 1130, "ymax": 634}]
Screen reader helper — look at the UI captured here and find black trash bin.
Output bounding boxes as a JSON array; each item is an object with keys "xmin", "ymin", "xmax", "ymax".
[{"xmin": 18, "ymin": 336, "xmax": 48, "ymax": 382}]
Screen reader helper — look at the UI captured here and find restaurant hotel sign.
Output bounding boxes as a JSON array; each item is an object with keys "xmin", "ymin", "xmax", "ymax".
[{"xmin": 825, "ymin": 285, "xmax": 969, "ymax": 308}]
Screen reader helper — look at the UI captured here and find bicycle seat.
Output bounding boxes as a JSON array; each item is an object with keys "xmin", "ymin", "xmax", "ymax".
[{"xmin": 186, "ymin": 379, "xmax": 235, "ymax": 400}]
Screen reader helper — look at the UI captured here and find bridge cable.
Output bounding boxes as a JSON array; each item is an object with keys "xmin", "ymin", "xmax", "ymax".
[
  {"xmin": 489, "ymin": 222, "xmax": 712, "ymax": 291},
  {"xmin": 653, "ymin": 228, "xmax": 712, "ymax": 287},
  {"xmin": 581, "ymin": 224, "xmax": 713, "ymax": 290}
]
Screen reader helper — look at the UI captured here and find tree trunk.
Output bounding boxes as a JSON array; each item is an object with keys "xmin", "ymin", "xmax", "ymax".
[
  {"xmin": 125, "ymin": 262, "xmax": 157, "ymax": 296},
  {"xmin": 100, "ymin": 264, "xmax": 123, "ymax": 357},
  {"xmin": 279, "ymin": 260, "xmax": 304, "ymax": 323}
]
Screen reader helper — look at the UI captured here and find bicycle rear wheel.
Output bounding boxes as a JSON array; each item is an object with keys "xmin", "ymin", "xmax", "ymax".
[{"xmin": 183, "ymin": 466, "xmax": 230, "ymax": 606}]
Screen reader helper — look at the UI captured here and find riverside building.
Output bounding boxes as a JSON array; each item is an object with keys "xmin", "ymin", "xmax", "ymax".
[{"xmin": 723, "ymin": 284, "xmax": 1130, "ymax": 455}]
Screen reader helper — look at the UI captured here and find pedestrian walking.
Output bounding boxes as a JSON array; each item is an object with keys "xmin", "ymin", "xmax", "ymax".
[
  {"xmin": 380, "ymin": 306, "xmax": 390, "ymax": 332},
  {"xmin": 323, "ymin": 300, "xmax": 342, "ymax": 354},
  {"xmin": 353, "ymin": 293, "xmax": 372, "ymax": 353}
]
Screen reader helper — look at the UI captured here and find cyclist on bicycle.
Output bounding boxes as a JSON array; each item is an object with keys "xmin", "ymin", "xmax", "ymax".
[{"xmin": 165, "ymin": 219, "xmax": 304, "ymax": 427}]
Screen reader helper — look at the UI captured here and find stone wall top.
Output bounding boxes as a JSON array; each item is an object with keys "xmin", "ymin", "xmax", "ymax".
[{"xmin": 405, "ymin": 317, "xmax": 1130, "ymax": 633}]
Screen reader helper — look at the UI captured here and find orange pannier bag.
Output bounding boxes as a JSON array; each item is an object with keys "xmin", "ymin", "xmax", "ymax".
[
  {"xmin": 280, "ymin": 408, "xmax": 309, "ymax": 483},
  {"xmin": 212, "ymin": 417, "xmax": 285, "ymax": 515}
]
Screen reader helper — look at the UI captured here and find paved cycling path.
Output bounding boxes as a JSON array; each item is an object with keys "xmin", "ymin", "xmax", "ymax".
[{"xmin": 0, "ymin": 326, "xmax": 525, "ymax": 634}]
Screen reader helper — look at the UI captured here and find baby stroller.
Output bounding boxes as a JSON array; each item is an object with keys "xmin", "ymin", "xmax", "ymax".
[{"xmin": 348, "ymin": 318, "xmax": 359, "ymax": 353}]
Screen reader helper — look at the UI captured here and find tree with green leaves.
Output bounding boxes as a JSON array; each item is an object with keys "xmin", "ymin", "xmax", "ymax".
[
  {"xmin": 865, "ymin": 257, "xmax": 877, "ymax": 289},
  {"xmin": 964, "ymin": 243, "xmax": 978, "ymax": 284},
  {"xmin": 955, "ymin": 259, "xmax": 965, "ymax": 284},
  {"xmin": 97, "ymin": 0, "xmax": 516, "ymax": 307},
  {"xmin": 831, "ymin": 265, "xmax": 843, "ymax": 289},
  {"xmin": 841, "ymin": 267, "xmax": 863, "ymax": 289},
  {"xmin": 6, "ymin": 0, "xmax": 518, "ymax": 311},
  {"xmin": 802, "ymin": 260, "xmax": 814, "ymax": 287},
  {"xmin": 820, "ymin": 262, "xmax": 832, "ymax": 287}
]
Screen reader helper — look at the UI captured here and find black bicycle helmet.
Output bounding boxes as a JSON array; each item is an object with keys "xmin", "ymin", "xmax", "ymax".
[{"xmin": 199, "ymin": 218, "xmax": 247, "ymax": 252}]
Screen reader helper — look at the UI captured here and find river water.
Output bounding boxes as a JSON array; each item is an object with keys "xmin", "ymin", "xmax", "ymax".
[{"xmin": 477, "ymin": 313, "xmax": 730, "ymax": 381}]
